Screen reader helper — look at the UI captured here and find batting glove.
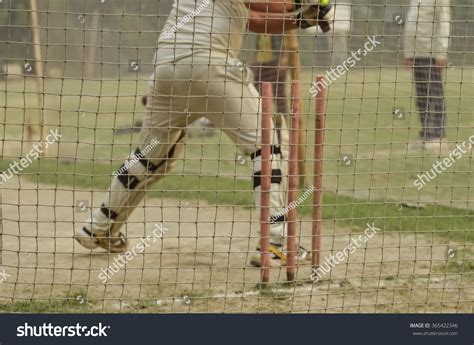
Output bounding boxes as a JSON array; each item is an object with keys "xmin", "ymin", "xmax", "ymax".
[{"xmin": 292, "ymin": 0, "xmax": 334, "ymax": 32}]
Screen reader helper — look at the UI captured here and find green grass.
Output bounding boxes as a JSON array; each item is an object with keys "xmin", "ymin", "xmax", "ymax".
[
  {"xmin": 2, "ymin": 157, "xmax": 473, "ymax": 242},
  {"xmin": 1, "ymin": 67, "xmax": 474, "ymax": 243},
  {"xmin": 0, "ymin": 291, "xmax": 93, "ymax": 313},
  {"xmin": 444, "ymin": 261, "xmax": 474, "ymax": 273}
]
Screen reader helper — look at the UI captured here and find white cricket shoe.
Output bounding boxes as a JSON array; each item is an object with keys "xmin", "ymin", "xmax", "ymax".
[
  {"xmin": 407, "ymin": 139, "xmax": 450, "ymax": 153},
  {"xmin": 74, "ymin": 227, "xmax": 129, "ymax": 253},
  {"xmin": 250, "ymin": 243, "xmax": 310, "ymax": 267}
]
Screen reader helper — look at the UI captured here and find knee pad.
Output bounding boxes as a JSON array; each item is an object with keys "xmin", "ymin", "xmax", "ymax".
[
  {"xmin": 116, "ymin": 130, "xmax": 186, "ymax": 190},
  {"xmin": 93, "ymin": 130, "xmax": 186, "ymax": 236}
]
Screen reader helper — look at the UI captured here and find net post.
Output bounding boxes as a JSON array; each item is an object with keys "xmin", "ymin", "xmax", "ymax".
[
  {"xmin": 312, "ymin": 76, "xmax": 327, "ymax": 269},
  {"xmin": 287, "ymin": 80, "xmax": 300, "ymax": 282},
  {"xmin": 260, "ymin": 83, "xmax": 273, "ymax": 283},
  {"xmin": 287, "ymin": 30, "xmax": 306, "ymax": 188},
  {"xmin": 29, "ymin": 0, "xmax": 48, "ymax": 155}
]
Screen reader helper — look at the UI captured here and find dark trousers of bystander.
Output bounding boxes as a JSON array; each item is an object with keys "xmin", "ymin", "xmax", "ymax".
[
  {"xmin": 251, "ymin": 64, "xmax": 288, "ymax": 115},
  {"xmin": 413, "ymin": 57, "xmax": 447, "ymax": 140}
]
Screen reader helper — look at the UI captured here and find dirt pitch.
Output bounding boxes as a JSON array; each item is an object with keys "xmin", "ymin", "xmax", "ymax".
[{"xmin": 0, "ymin": 176, "xmax": 472, "ymax": 313}]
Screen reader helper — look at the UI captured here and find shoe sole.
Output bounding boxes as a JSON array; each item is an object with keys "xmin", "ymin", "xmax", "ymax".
[
  {"xmin": 250, "ymin": 255, "xmax": 312, "ymax": 268},
  {"xmin": 74, "ymin": 236, "xmax": 99, "ymax": 250},
  {"xmin": 250, "ymin": 256, "xmax": 282, "ymax": 268},
  {"xmin": 74, "ymin": 235, "xmax": 128, "ymax": 253}
]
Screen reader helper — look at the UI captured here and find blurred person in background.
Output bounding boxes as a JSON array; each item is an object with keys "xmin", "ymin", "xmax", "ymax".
[
  {"xmin": 251, "ymin": 33, "xmax": 291, "ymax": 115},
  {"xmin": 403, "ymin": 0, "xmax": 451, "ymax": 152}
]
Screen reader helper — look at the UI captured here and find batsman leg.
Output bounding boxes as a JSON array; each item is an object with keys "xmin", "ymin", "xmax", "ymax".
[
  {"xmin": 75, "ymin": 127, "xmax": 186, "ymax": 253},
  {"xmin": 75, "ymin": 62, "xmax": 196, "ymax": 253},
  {"xmin": 200, "ymin": 57, "xmax": 306, "ymax": 266}
]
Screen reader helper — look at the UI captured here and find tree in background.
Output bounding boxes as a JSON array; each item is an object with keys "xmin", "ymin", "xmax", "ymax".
[{"xmin": 0, "ymin": 0, "xmax": 30, "ymax": 75}]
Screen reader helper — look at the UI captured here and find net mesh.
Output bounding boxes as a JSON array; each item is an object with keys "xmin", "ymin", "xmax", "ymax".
[{"xmin": 0, "ymin": 0, "xmax": 473, "ymax": 313}]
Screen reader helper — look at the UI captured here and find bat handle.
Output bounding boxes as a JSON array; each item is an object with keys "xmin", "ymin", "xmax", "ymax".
[{"xmin": 319, "ymin": 21, "xmax": 330, "ymax": 33}]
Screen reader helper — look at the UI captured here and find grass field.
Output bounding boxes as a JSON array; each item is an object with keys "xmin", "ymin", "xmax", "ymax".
[{"xmin": 0, "ymin": 66, "xmax": 473, "ymax": 312}]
